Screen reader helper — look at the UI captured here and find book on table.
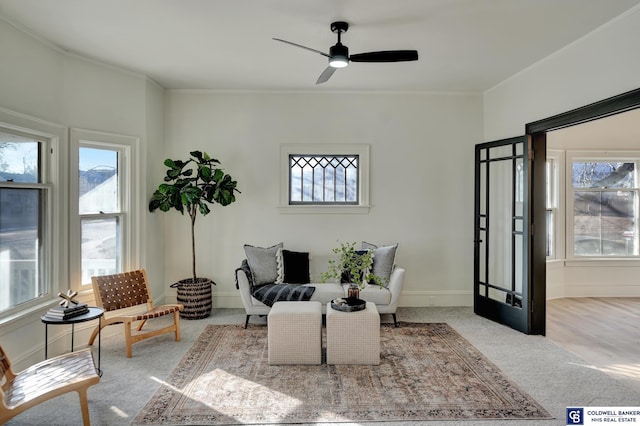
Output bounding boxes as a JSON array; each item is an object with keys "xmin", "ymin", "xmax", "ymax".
[{"xmin": 45, "ymin": 303, "xmax": 89, "ymax": 320}]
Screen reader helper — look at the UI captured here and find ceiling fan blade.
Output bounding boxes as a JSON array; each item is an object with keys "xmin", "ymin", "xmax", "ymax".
[
  {"xmin": 316, "ymin": 66, "xmax": 336, "ymax": 84},
  {"xmin": 350, "ymin": 50, "xmax": 418, "ymax": 63},
  {"xmin": 272, "ymin": 38, "xmax": 329, "ymax": 58}
]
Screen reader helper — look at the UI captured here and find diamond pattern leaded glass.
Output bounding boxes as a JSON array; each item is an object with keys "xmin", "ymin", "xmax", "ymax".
[{"xmin": 289, "ymin": 155, "xmax": 359, "ymax": 204}]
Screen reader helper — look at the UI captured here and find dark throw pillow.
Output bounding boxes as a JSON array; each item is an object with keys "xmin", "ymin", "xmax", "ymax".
[{"xmin": 276, "ymin": 249, "xmax": 311, "ymax": 284}]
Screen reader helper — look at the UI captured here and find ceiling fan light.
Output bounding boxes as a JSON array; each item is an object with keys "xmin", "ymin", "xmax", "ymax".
[
  {"xmin": 329, "ymin": 56, "xmax": 349, "ymax": 68},
  {"xmin": 329, "ymin": 43, "xmax": 349, "ymax": 68}
]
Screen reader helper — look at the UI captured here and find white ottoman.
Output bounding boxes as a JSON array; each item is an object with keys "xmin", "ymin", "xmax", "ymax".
[
  {"xmin": 326, "ymin": 301, "xmax": 380, "ymax": 365},
  {"xmin": 268, "ymin": 301, "xmax": 322, "ymax": 365}
]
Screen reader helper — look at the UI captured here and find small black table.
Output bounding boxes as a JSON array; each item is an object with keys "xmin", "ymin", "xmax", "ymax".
[{"xmin": 41, "ymin": 307, "xmax": 104, "ymax": 376}]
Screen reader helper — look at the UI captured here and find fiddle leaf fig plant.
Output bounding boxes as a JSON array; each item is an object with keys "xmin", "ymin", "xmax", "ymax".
[{"xmin": 149, "ymin": 151, "xmax": 240, "ymax": 283}]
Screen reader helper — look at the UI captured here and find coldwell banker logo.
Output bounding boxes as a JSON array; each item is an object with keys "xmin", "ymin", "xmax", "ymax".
[{"xmin": 567, "ymin": 407, "xmax": 584, "ymax": 425}]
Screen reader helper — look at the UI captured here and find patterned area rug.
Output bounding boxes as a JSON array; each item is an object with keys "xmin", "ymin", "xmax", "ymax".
[{"xmin": 133, "ymin": 323, "xmax": 552, "ymax": 424}]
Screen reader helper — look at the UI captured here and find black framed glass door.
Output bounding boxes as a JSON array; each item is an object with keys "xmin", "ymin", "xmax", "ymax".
[{"xmin": 474, "ymin": 136, "xmax": 529, "ymax": 333}]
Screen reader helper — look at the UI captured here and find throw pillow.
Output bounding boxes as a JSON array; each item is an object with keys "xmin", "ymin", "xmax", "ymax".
[
  {"xmin": 362, "ymin": 241, "xmax": 398, "ymax": 286},
  {"xmin": 243, "ymin": 243, "xmax": 283, "ymax": 286},
  {"xmin": 276, "ymin": 249, "xmax": 311, "ymax": 284}
]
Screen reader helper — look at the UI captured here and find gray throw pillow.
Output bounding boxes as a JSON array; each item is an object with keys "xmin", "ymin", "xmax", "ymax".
[
  {"xmin": 362, "ymin": 241, "xmax": 398, "ymax": 286},
  {"xmin": 244, "ymin": 243, "xmax": 283, "ymax": 286}
]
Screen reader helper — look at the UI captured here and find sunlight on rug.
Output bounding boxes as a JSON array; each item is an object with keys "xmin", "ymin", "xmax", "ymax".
[{"xmin": 133, "ymin": 323, "xmax": 552, "ymax": 425}]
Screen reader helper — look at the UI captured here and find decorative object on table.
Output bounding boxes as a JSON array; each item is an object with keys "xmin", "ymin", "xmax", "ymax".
[
  {"xmin": 330, "ymin": 297, "xmax": 366, "ymax": 312},
  {"xmin": 45, "ymin": 302, "xmax": 89, "ymax": 320},
  {"xmin": 149, "ymin": 151, "xmax": 240, "ymax": 319},
  {"xmin": 58, "ymin": 289, "xmax": 80, "ymax": 307},
  {"xmin": 320, "ymin": 241, "xmax": 383, "ymax": 290}
]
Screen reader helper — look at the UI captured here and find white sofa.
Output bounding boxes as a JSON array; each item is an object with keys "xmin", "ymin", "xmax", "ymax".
[{"xmin": 236, "ymin": 265, "xmax": 405, "ymax": 328}]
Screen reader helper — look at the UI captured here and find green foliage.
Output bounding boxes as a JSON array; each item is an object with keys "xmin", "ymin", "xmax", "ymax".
[
  {"xmin": 148, "ymin": 150, "xmax": 240, "ymax": 283},
  {"xmin": 321, "ymin": 241, "xmax": 383, "ymax": 290}
]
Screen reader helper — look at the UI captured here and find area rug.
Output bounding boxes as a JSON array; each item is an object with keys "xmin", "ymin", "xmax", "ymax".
[{"xmin": 133, "ymin": 323, "xmax": 552, "ymax": 425}]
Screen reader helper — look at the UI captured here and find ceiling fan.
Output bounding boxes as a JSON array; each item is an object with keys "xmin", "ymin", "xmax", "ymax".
[{"xmin": 273, "ymin": 21, "xmax": 419, "ymax": 84}]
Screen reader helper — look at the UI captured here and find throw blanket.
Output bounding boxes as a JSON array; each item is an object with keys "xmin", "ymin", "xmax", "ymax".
[
  {"xmin": 251, "ymin": 283, "xmax": 316, "ymax": 307},
  {"xmin": 235, "ymin": 259, "xmax": 315, "ymax": 307}
]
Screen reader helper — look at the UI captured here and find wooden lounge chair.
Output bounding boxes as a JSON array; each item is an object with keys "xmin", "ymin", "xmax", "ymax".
[
  {"xmin": 0, "ymin": 345, "xmax": 100, "ymax": 425},
  {"xmin": 89, "ymin": 269, "xmax": 183, "ymax": 358}
]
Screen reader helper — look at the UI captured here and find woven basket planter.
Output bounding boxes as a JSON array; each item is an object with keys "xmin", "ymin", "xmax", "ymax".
[{"xmin": 170, "ymin": 278, "xmax": 215, "ymax": 319}]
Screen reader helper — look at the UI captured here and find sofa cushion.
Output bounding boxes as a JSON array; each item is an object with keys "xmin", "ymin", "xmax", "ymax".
[
  {"xmin": 244, "ymin": 243, "xmax": 283, "ymax": 286},
  {"xmin": 304, "ymin": 283, "xmax": 344, "ymax": 304},
  {"xmin": 362, "ymin": 242, "xmax": 398, "ymax": 287},
  {"xmin": 276, "ymin": 249, "xmax": 311, "ymax": 284},
  {"xmin": 344, "ymin": 283, "xmax": 392, "ymax": 305}
]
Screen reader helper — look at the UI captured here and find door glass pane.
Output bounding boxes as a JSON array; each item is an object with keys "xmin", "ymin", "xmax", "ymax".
[
  {"xmin": 81, "ymin": 217, "xmax": 120, "ymax": 284},
  {"xmin": 490, "ymin": 144, "xmax": 512, "ymax": 159},
  {"xmin": 479, "ymin": 162, "xmax": 486, "ymax": 215},
  {"xmin": 488, "ymin": 158, "xmax": 512, "ymax": 290},
  {"xmin": 478, "ymin": 229, "xmax": 486, "ymax": 283},
  {"xmin": 79, "ymin": 147, "xmax": 118, "ymax": 214},
  {"xmin": 0, "ymin": 188, "xmax": 48, "ymax": 311}
]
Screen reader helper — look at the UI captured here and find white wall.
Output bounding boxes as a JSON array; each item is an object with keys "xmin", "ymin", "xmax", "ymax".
[
  {"xmin": 484, "ymin": 6, "xmax": 640, "ymax": 141},
  {"xmin": 162, "ymin": 91, "xmax": 482, "ymax": 308},
  {"xmin": 0, "ymin": 18, "xmax": 164, "ymax": 368},
  {"xmin": 483, "ymin": 6, "xmax": 640, "ymax": 299}
]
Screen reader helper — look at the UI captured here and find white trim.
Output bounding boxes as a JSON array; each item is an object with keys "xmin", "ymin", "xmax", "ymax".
[{"xmin": 279, "ymin": 143, "xmax": 371, "ymax": 214}]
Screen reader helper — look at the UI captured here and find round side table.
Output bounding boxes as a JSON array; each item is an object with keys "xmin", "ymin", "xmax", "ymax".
[{"xmin": 41, "ymin": 307, "xmax": 104, "ymax": 376}]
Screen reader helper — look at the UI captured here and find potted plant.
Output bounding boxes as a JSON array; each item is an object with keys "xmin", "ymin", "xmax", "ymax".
[
  {"xmin": 149, "ymin": 150, "xmax": 239, "ymax": 318},
  {"xmin": 321, "ymin": 241, "xmax": 383, "ymax": 298}
]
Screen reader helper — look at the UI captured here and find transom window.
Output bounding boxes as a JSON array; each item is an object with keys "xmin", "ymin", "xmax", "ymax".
[
  {"xmin": 279, "ymin": 144, "xmax": 370, "ymax": 214},
  {"xmin": 289, "ymin": 155, "xmax": 359, "ymax": 204}
]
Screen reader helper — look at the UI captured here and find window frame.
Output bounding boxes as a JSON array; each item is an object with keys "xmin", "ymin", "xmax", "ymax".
[
  {"xmin": 279, "ymin": 144, "xmax": 370, "ymax": 214},
  {"xmin": 0, "ymin": 107, "xmax": 67, "ymax": 323},
  {"xmin": 566, "ymin": 150, "xmax": 639, "ymax": 260},
  {"xmin": 69, "ymin": 129, "xmax": 140, "ymax": 293}
]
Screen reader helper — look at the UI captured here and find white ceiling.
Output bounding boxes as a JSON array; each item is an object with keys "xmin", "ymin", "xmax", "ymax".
[{"xmin": 1, "ymin": 0, "xmax": 639, "ymax": 92}]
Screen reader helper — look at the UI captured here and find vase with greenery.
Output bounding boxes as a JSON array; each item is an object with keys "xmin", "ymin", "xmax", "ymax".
[
  {"xmin": 148, "ymin": 151, "xmax": 240, "ymax": 285},
  {"xmin": 321, "ymin": 241, "xmax": 383, "ymax": 295}
]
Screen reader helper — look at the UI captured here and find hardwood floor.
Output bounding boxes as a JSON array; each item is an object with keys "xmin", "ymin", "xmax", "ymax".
[{"xmin": 546, "ymin": 297, "xmax": 640, "ymax": 392}]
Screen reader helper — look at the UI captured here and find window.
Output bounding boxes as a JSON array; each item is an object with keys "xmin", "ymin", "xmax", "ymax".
[
  {"xmin": 0, "ymin": 106, "xmax": 67, "ymax": 319},
  {"xmin": 70, "ymin": 129, "xmax": 138, "ymax": 288},
  {"xmin": 568, "ymin": 152, "xmax": 638, "ymax": 258},
  {"xmin": 545, "ymin": 152, "xmax": 563, "ymax": 259},
  {"xmin": 0, "ymin": 131, "xmax": 50, "ymax": 314},
  {"xmin": 289, "ymin": 155, "xmax": 359, "ymax": 204},
  {"xmin": 280, "ymin": 144, "xmax": 370, "ymax": 213}
]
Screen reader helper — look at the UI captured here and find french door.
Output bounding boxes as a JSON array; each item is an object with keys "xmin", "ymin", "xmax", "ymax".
[{"xmin": 473, "ymin": 135, "xmax": 546, "ymax": 335}]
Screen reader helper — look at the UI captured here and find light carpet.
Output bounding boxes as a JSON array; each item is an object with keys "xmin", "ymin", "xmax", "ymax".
[{"xmin": 133, "ymin": 322, "xmax": 552, "ymax": 425}]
